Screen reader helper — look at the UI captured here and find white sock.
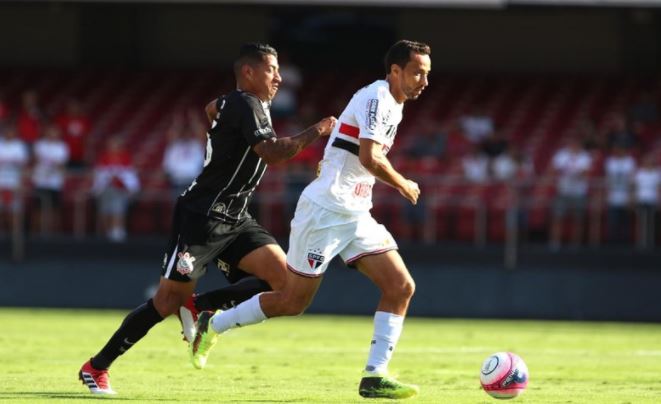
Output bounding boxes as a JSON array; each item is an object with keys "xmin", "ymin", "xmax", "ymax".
[
  {"xmin": 210, "ymin": 293, "xmax": 267, "ymax": 334},
  {"xmin": 364, "ymin": 311, "xmax": 404, "ymax": 375}
]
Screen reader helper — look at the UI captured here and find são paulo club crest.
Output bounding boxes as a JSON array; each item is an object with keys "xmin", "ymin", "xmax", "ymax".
[{"xmin": 307, "ymin": 248, "xmax": 325, "ymax": 270}]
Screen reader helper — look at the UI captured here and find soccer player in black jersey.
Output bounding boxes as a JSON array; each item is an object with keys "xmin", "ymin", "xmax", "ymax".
[{"xmin": 79, "ymin": 43, "xmax": 336, "ymax": 395}]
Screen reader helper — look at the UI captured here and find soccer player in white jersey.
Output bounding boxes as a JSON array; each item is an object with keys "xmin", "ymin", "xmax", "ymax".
[{"xmin": 191, "ymin": 40, "xmax": 431, "ymax": 399}]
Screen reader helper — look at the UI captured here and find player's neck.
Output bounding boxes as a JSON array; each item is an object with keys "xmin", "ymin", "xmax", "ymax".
[{"xmin": 385, "ymin": 75, "xmax": 406, "ymax": 104}]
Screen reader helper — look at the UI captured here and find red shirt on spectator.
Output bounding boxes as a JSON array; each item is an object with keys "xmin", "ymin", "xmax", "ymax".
[
  {"xmin": 57, "ymin": 100, "xmax": 91, "ymax": 164},
  {"xmin": 17, "ymin": 109, "xmax": 41, "ymax": 144}
]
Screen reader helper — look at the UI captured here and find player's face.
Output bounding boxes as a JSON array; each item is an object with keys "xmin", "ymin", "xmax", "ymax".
[
  {"xmin": 252, "ymin": 54, "xmax": 282, "ymax": 102},
  {"xmin": 399, "ymin": 52, "xmax": 431, "ymax": 101}
]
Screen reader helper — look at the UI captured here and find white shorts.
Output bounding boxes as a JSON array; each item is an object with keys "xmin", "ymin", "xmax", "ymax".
[{"xmin": 286, "ymin": 196, "xmax": 398, "ymax": 277}]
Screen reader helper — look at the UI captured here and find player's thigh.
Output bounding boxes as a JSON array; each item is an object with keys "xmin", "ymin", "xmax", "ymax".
[
  {"xmin": 340, "ymin": 214, "xmax": 398, "ymax": 267},
  {"xmin": 161, "ymin": 202, "xmax": 240, "ymax": 282},
  {"xmin": 354, "ymin": 249, "xmax": 415, "ymax": 297},
  {"xmin": 219, "ymin": 219, "xmax": 282, "ymax": 286},
  {"xmin": 237, "ymin": 243, "xmax": 288, "ymax": 290},
  {"xmin": 286, "ymin": 197, "xmax": 353, "ymax": 278}
]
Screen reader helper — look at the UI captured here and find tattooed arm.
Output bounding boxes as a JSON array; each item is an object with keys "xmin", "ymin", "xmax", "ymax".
[{"xmin": 253, "ymin": 117, "xmax": 336, "ymax": 165}]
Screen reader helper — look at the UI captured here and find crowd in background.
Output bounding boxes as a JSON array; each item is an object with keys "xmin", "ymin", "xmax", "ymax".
[{"xmin": 1, "ymin": 70, "xmax": 661, "ymax": 248}]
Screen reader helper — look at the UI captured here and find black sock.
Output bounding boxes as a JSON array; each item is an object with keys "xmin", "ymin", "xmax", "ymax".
[
  {"xmin": 195, "ymin": 276, "xmax": 271, "ymax": 311},
  {"xmin": 91, "ymin": 299, "xmax": 163, "ymax": 370}
]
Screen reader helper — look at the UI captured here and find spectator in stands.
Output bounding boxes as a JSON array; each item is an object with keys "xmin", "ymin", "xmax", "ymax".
[
  {"xmin": 444, "ymin": 119, "xmax": 472, "ymax": 157},
  {"xmin": 184, "ymin": 106, "xmax": 208, "ymax": 141},
  {"xmin": 605, "ymin": 115, "xmax": 637, "ymax": 151},
  {"xmin": 604, "ymin": 145, "xmax": 636, "ymax": 243},
  {"xmin": 31, "ymin": 124, "xmax": 70, "ymax": 234},
  {"xmin": 491, "ymin": 145, "xmax": 534, "ymax": 182},
  {"xmin": 270, "ymin": 52, "xmax": 302, "ymax": 119},
  {"xmin": 162, "ymin": 125, "xmax": 205, "ymax": 199},
  {"xmin": 549, "ymin": 138, "xmax": 592, "ymax": 250},
  {"xmin": 462, "ymin": 146, "xmax": 489, "ymax": 183},
  {"xmin": 56, "ymin": 98, "xmax": 91, "ymax": 169},
  {"xmin": 575, "ymin": 120, "xmax": 605, "ymax": 152},
  {"xmin": 481, "ymin": 130, "xmax": 509, "ymax": 158},
  {"xmin": 460, "ymin": 105, "xmax": 494, "ymax": 144},
  {"xmin": 281, "ymin": 118, "xmax": 319, "ymax": 216},
  {"xmin": 16, "ymin": 90, "xmax": 45, "ymax": 146},
  {"xmin": 403, "ymin": 121, "xmax": 446, "ymax": 160},
  {"xmin": 0, "ymin": 126, "xmax": 29, "ymax": 231},
  {"xmin": 633, "ymin": 155, "xmax": 661, "ymax": 249},
  {"xmin": 92, "ymin": 137, "xmax": 140, "ymax": 242}
]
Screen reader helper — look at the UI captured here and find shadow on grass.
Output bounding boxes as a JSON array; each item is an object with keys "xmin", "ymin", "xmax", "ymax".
[
  {"xmin": 0, "ymin": 392, "xmax": 169, "ymax": 401},
  {"xmin": 1, "ymin": 392, "xmax": 318, "ymax": 402}
]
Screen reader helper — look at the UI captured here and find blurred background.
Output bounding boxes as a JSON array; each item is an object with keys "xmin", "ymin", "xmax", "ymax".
[{"xmin": 1, "ymin": 0, "xmax": 660, "ymax": 321}]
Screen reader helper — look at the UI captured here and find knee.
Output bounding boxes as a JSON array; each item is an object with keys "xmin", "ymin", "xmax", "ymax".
[
  {"xmin": 152, "ymin": 289, "xmax": 185, "ymax": 317},
  {"xmin": 385, "ymin": 277, "xmax": 416, "ymax": 303},
  {"xmin": 271, "ymin": 292, "xmax": 311, "ymax": 317},
  {"xmin": 404, "ymin": 278, "xmax": 416, "ymax": 300}
]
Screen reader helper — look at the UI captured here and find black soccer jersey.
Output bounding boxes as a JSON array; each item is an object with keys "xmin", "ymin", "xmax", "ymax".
[{"xmin": 180, "ymin": 90, "xmax": 276, "ymax": 223}]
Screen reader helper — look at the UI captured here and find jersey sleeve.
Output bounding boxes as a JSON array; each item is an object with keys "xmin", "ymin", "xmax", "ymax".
[
  {"xmin": 239, "ymin": 95, "xmax": 276, "ymax": 147},
  {"xmin": 354, "ymin": 88, "xmax": 390, "ymax": 145}
]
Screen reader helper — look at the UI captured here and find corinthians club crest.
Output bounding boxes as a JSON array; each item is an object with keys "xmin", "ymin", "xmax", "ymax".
[{"xmin": 176, "ymin": 251, "xmax": 196, "ymax": 275}]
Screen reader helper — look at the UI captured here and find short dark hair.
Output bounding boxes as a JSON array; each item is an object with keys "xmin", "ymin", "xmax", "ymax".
[
  {"xmin": 234, "ymin": 43, "xmax": 278, "ymax": 78},
  {"xmin": 384, "ymin": 40, "xmax": 431, "ymax": 75}
]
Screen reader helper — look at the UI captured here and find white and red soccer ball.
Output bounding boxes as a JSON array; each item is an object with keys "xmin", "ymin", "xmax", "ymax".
[{"xmin": 480, "ymin": 352, "xmax": 529, "ymax": 399}]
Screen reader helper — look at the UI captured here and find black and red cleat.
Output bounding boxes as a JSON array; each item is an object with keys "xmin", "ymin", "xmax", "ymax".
[{"xmin": 79, "ymin": 359, "xmax": 116, "ymax": 395}]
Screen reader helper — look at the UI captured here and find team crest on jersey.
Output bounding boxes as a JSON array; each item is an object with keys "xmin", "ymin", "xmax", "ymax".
[
  {"xmin": 212, "ymin": 203, "xmax": 226, "ymax": 215},
  {"xmin": 176, "ymin": 251, "xmax": 196, "ymax": 275},
  {"xmin": 307, "ymin": 248, "xmax": 325, "ymax": 270},
  {"xmin": 216, "ymin": 258, "xmax": 230, "ymax": 274}
]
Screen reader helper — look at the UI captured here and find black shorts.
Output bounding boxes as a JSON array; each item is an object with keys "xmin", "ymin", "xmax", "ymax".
[{"xmin": 161, "ymin": 201, "xmax": 277, "ymax": 283}]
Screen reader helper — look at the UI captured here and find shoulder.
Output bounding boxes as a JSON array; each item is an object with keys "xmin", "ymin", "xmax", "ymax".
[
  {"xmin": 360, "ymin": 80, "xmax": 389, "ymax": 100},
  {"xmin": 374, "ymin": 82, "xmax": 391, "ymax": 101},
  {"xmin": 234, "ymin": 91, "xmax": 263, "ymax": 111}
]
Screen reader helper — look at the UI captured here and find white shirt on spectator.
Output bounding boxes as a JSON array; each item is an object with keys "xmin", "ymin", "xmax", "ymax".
[
  {"xmin": 634, "ymin": 167, "xmax": 661, "ymax": 205},
  {"xmin": 460, "ymin": 115, "xmax": 494, "ymax": 144},
  {"xmin": 492, "ymin": 154, "xmax": 516, "ymax": 181},
  {"xmin": 163, "ymin": 139, "xmax": 205, "ymax": 186},
  {"xmin": 0, "ymin": 137, "xmax": 29, "ymax": 189},
  {"xmin": 552, "ymin": 148, "xmax": 592, "ymax": 197},
  {"xmin": 605, "ymin": 155, "xmax": 636, "ymax": 206},
  {"xmin": 32, "ymin": 138, "xmax": 69, "ymax": 190},
  {"xmin": 463, "ymin": 153, "xmax": 490, "ymax": 183}
]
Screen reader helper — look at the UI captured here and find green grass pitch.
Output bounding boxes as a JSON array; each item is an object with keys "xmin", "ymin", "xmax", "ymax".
[{"xmin": 1, "ymin": 308, "xmax": 660, "ymax": 403}]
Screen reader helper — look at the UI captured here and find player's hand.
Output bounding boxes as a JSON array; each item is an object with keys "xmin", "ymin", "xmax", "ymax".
[
  {"xmin": 399, "ymin": 179, "xmax": 420, "ymax": 205},
  {"xmin": 316, "ymin": 116, "xmax": 337, "ymax": 137}
]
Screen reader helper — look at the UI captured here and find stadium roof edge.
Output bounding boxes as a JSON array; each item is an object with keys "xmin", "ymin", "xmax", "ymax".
[
  {"xmin": 13, "ymin": 0, "xmax": 661, "ymax": 7},
  {"xmin": 14, "ymin": 0, "xmax": 506, "ymax": 7}
]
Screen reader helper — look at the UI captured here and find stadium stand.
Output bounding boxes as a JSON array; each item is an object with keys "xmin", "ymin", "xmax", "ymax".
[{"xmin": 0, "ymin": 69, "xmax": 660, "ymax": 245}]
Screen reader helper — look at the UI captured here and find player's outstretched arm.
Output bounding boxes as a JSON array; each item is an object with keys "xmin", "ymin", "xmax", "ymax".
[
  {"xmin": 253, "ymin": 117, "xmax": 336, "ymax": 165},
  {"xmin": 358, "ymin": 138, "xmax": 420, "ymax": 205}
]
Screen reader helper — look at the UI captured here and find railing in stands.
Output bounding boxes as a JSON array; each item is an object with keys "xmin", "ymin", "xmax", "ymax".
[{"xmin": 1, "ymin": 172, "xmax": 658, "ymax": 266}]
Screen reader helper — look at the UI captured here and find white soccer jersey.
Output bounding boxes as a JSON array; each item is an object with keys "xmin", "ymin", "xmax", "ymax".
[{"xmin": 302, "ymin": 80, "xmax": 403, "ymax": 214}]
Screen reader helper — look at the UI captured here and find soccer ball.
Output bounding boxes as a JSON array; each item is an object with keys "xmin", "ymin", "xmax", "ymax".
[{"xmin": 480, "ymin": 352, "xmax": 529, "ymax": 399}]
